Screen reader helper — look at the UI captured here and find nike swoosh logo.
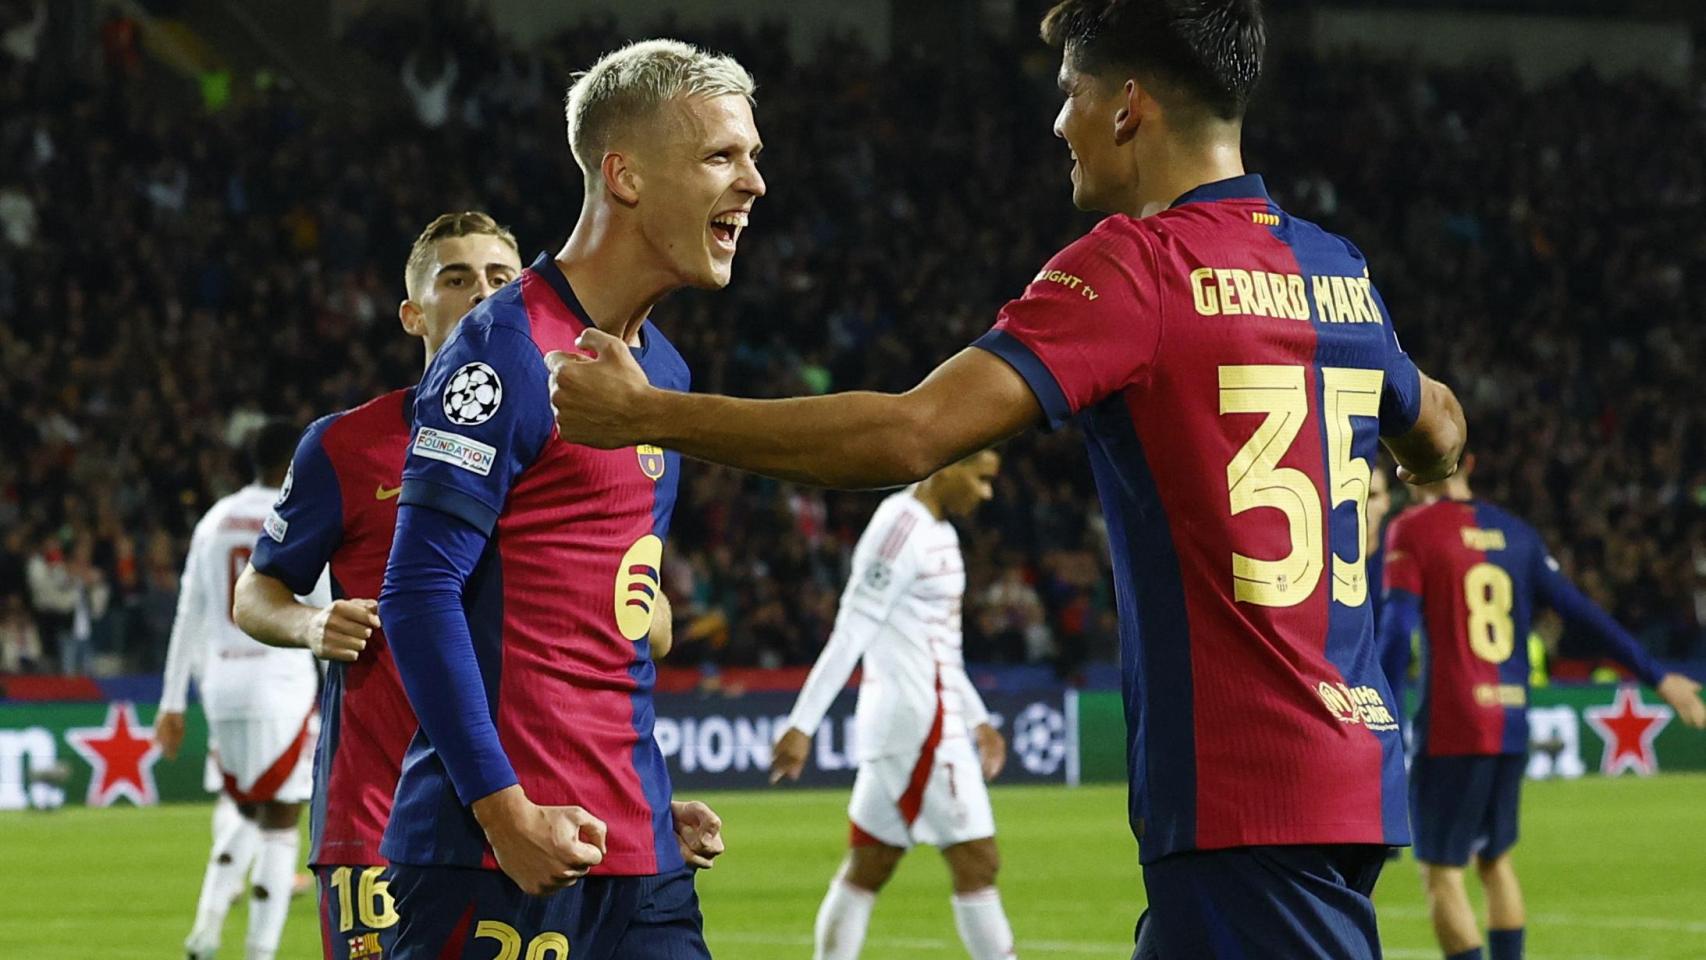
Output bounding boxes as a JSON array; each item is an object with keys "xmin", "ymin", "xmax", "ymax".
[{"xmin": 375, "ymin": 484, "xmax": 402, "ymax": 501}]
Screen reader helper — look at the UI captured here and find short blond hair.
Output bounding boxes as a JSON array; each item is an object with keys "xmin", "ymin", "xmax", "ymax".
[
  {"xmin": 564, "ymin": 39, "xmax": 756, "ymax": 180},
  {"xmin": 404, "ymin": 211, "xmax": 520, "ymax": 299}
]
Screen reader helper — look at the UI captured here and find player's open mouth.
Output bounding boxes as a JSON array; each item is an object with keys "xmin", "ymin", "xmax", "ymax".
[{"xmin": 709, "ymin": 210, "xmax": 747, "ymax": 252}]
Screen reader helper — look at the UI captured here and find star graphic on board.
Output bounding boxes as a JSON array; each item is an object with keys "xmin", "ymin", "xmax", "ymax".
[
  {"xmin": 1583, "ymin": 685, "xmax": 1672, "ymax": 777},
  {"xmin": 65, "ymin": 702, "xmax": 162, "ymax": 807}
]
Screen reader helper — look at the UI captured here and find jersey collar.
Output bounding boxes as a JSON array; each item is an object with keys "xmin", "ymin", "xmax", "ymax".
[
  {"xmin": 1170, "ymin": 174, "xmax": 1270, "ymax": 208},
  {"xmin": 526, "ymin": 251, "xmax": 650, "ymax": 360}
]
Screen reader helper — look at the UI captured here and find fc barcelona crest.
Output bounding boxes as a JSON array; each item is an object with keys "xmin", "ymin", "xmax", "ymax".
[{"xmin": 637, "ymin": 444, "xmax": 666, "ymax": 481}]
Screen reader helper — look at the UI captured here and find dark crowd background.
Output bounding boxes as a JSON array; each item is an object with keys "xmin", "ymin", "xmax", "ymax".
[{"xmin": 1, "ymin": 1, "xmax": 1702, "ymax": 678}]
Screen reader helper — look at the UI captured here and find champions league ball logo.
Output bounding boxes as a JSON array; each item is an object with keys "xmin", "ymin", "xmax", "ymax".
[
  {"xmin": 1012, "ymin": 702, "xmax": 1067, "ymax": 776},
  {"xmin": 443, "ymin": 362, "xmax": 503, "ymax": 426}
]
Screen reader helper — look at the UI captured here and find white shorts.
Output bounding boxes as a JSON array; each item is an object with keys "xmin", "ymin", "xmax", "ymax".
[
  {"xmin": 848, "ymin": 735, "xmax": 995, "ymax": 849},
  {"xmin": 208, "ymin": 709, "xmax": 316, "ymax": 805}
]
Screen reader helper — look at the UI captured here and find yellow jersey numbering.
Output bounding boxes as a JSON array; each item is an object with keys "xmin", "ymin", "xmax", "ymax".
[{"xmin": 615, "ymin": 534, "xmax": 664, "ymax": 641}]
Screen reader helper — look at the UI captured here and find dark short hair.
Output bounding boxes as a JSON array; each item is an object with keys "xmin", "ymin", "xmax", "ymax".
[
  {"xmin": 1041, "ymin": 0, "xmax": 1266, "ymax": 121},
  {"xmin": 246, "ymin": 420, "xmax": 301, "ymax": 484}
]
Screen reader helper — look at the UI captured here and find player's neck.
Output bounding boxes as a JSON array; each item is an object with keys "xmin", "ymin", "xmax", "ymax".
[
  {"xmin": 1128, "ymin": 137, "xmax": 1246, "ymax": 219},
  {"xmin": 555, "ymin": 216, "xmax": 676, "ymax": 346},
  {"xmin": 910, "ymin": 482, "xmax": 947, "ymax": 521}
]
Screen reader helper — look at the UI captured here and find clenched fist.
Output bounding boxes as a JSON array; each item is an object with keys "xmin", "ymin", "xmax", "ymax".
[
  {"xmin": 473, "ymin": 785, "xmax": 607, "ymax": 895},
  {"xmin": 300, "ymin": 598, "xmax": 380, "ymax": 662},
  {"xmin": 546, "ymin": 330, "xmax": 655, "ymax": 449}
]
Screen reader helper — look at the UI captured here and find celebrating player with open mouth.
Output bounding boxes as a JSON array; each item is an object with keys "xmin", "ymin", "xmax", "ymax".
[
  {"xmin": 375, "ymin": 40, "xmax": 758, "ymax": 959},
  {"xmin": 546, "ymin": 2, "xmax": 1467, "ymax": 957}
]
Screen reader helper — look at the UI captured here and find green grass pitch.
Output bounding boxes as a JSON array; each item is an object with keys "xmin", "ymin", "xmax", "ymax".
[{"xmin": 2, "ymin": 777, "xmax": 1702, "ymax": 958}]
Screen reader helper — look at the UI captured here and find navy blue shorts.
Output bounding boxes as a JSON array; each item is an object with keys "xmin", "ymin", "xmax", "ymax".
[
  {"xmin": 316, "ymin": 865, "xmax": 399, "ymax": 960},
  {"xmin": 387, "ymin": 865, "xmax": 710, "ymax": 960},
  {"xmin": 1410, "ymin": 753, "xmax": 1524, "ymax": 867},
  {"xmin": 1132, "ymin": 845, "xmax": 1389, "ymax": 960}
]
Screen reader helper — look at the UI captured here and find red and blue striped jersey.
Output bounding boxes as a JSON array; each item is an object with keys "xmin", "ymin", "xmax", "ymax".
[
  {"xmin": 250, "ymin": 389, "xmax": 415, "ymax": 867},
  {"xmin": 1382, "ymin": 498, "xmax": 1662, "ymax": 757},
  {"xmin": 379, "ymin": 253, "xmax": 687, "ymax": 875},
  {"xmin": 974, "ymin": 175, "xmax": 1420, "ymax": 861}
]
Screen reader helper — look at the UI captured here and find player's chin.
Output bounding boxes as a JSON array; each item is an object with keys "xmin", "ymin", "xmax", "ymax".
[{"xmin": 689, "ymin": 253, "xmax": 735, "ymax": 289}]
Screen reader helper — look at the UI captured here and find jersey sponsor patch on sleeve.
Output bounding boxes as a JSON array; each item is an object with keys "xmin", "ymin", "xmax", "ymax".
[
  {"xmin": 263, "ymin": 510, "xmax": 289, "ymax": 543},
  {"xmin": 442, "ymin": 361, "xmax": 504, "ymax": 425},
  {"xmin": 412, "ymin": 427, "xmax": 497, "ymax": 477}
]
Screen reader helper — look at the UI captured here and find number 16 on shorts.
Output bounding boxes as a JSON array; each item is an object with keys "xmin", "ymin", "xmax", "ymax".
[{"xmin": 319, "ymin": 865, "xmax": 399, "ymax": 960}]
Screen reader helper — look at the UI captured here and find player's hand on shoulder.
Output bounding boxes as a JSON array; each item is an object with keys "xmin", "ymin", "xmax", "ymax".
[
  {"xmin": 302, "ymin": 598, "xmax": 379, "ymax": 662},
  {"xmin": 670, "ymin": 799, "xmax": 724, "ymax": 869},
  {"xmin": 768, "ymin": 727, "xmax": 811, "ymax": 784},
  {"xmin": 154, "ymin": 711, "xmax": 185, "ymax": 760},
  {"xmin": 474, "ymin": 786, "xmax": 607, "ymax": 895},
  {"xmin": 975, "ymin": 723, "xmax": 1007, "ymax": 781},
  {"xmin": 545, "ymin": 329, "xmax": 652, "ymax": 449},
  {"xmin": 1657, "ymin": 673, "xmax": 1706, "ymax": 729}
]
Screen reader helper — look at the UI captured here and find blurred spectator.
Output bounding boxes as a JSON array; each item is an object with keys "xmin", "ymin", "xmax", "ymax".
[
  {"xmin": 25, "ymin": 535, "xmax": 74, "ymax": 668},
  {"xmin": 0, "ymin": 594, "xmax": 42, "ymax": 672}
]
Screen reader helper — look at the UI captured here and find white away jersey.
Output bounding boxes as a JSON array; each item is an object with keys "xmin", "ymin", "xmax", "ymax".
[
  {"xmin": 787, "ymin": 490, "xmax": 989, "ymax": 762},
  {"xmin": 160, "ymin": 484, "xmax": 325, "ymax": 721}
]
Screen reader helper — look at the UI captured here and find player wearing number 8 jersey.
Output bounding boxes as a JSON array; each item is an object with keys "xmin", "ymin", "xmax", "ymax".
[
  {"xmin": 1380, "ymin": 453, "xmax": 1705, "ymax": 960},
  {"xmin": 544, "ymin": 3, "xmax": 1466, "ymax": 956}
]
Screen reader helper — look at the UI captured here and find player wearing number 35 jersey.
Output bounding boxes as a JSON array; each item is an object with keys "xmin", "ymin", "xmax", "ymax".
[
  {"xmin": 543, "ymin": 4, "xmax": 1468, "ymax": 957},
  {"xmin": 1380, "ymin": 453, "xmax": 1706, "ymax": 960}
]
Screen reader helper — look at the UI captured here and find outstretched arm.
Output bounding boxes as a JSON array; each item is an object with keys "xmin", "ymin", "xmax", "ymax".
[
  {"xmin": 1536, "ymin": 558, "xmax": 1706, "ymax": 728},
  {"xmin": 550, "ymin": 338, "xmax": 1040, "ymax": 489}
]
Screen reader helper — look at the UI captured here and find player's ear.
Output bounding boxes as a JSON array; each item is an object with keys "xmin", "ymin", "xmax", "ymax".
[
  {"xmin": 398, "ymin": 299, "xmax": 426, "ymax": 338},
  {"xmin": 1113, "ymin": 78, "xmax": 1142, "ymax": 146},
  {"xmin": 602, "ymin": 151, "xmax": 641, "ymax": 206}
]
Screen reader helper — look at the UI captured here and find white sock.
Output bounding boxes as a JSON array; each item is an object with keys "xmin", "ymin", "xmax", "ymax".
[
  {"xmin": 814, "ymin": 876, "xmax": 877, "ymax": 960},
  {"xmin": 244, "ymin": 826, "xmax": 299, "ymax": 960},
  {"xmin": 186, "ymin": 801, "xmax": 260, "ymax": 956},
  {"xmin": 952, "ymin": 887, "xmax": 1017, "ymax": 960}
]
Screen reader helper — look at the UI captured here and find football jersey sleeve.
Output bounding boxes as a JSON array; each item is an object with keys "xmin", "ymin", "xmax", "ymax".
[
  {"xmin": 973, "ymin": 223, "xmax": 1161, "ymax": 429},
  {"xmin": 1532, "ymin": 541, "xmax": 1663, "ymax": 687},
  {"xmin": 251, "ymin": 416, "xmax": 345, "ymax": 596},
  {"xmin": 841, "ymin": 501, "xmax": 923, "ymax": 623},
  {"xmin": 160, "ymin": 515, "xmax": 214, "ymax": 713},
  {"xmin": 1367, "ymin": 284, "xmax": 1423, "ymax": 437},
  {"xmin": 401, "ymin": 322, "xmax": 553, "ymax": 535}
]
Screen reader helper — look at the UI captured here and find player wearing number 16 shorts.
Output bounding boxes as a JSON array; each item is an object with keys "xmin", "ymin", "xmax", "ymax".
[
  {"xmin": 1380, "ymin": 452, "xmax": 1706, "ymax": 960},
  {"xmin": 232, "ymin": 212, "xmax": 525, "ymax": 960},
  {"xmin": 158, "ymin": 421, "xmax": 328, "ymax": 960}
]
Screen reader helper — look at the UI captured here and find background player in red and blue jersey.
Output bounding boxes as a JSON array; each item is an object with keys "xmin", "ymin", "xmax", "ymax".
[
  {"xmin": 374, "ymin": 40, "xmax": 758, "ymax": 959},
  {"xmin": 1380, "ymin": 453, "xmax": 1705, "ymax": 960},
  {"xmin": 546, "ymin": 2, "xmax": 1466, "ymax": 957},
  {"xmin": 234, "ymin": 212, "xmax": 524, "ymax": 960}
]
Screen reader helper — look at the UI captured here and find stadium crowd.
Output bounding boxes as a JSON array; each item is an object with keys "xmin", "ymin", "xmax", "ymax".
[{"xmin": 1, "ymin": 4, "xmax": 1702, "ymax": 677}]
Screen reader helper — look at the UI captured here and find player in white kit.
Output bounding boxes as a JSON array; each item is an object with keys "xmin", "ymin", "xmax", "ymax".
[
  {"xmin": 155, "ymin": 420, "xmax": 326, "ymax": 960},
  {"xmin": 771, "ymin": 449, "xmax": 1018, "ymax": 960}
]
